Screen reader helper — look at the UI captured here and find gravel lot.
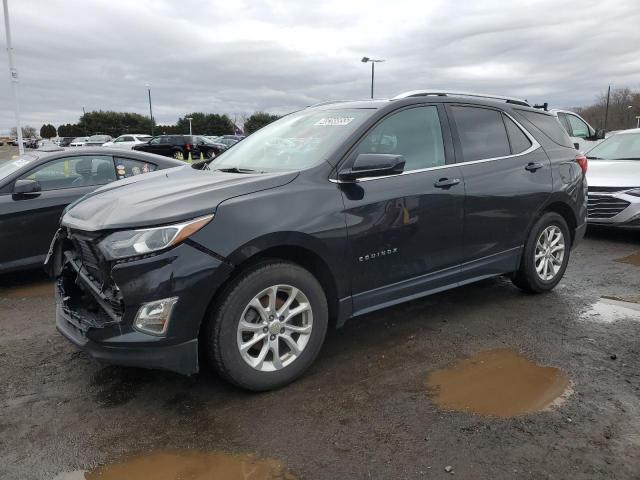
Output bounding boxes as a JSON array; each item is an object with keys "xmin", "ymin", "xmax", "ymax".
[{"xmin": 1, "ymin": 227, "xmax": 639, "ymax": 479}]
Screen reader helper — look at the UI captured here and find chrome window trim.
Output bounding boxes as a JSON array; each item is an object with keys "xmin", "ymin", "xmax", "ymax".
[{"xmin": 330, "ymin": 110, "xmax": 540, "ymax": 184}]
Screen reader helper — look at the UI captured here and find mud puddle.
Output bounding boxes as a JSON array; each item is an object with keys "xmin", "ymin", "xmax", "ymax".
[
  {"xmin": 0, "ymin": 281, "xmax": 53, "ymax": 299},
  {"xmin": 582, "ymin": 297, "xmax": 640, "ymax": 323},
  {"xmin": 54, "ymin": 450, "xmax": 296, "ymax": 480},
  {"xmin": 426, "ymin": 348, "xmax": 571, "ymax": 418},
  {"xmin": 616, "ymin": 251, "xmax": 640, "ymax": 266}
]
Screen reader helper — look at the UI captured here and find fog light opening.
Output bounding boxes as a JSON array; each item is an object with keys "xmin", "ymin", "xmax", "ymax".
[{"xmin": 134, "ymin": 297, "xmax": 179, "ymax": 336}]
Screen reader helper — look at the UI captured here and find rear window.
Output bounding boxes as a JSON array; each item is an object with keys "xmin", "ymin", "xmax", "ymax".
[
  {"xmin": 517, "ymin": 110, "xmax": 574, "ymax": 148},
  {"xmin": 451, "ymin": 106, "xmax": 511, "ymax": 161}
]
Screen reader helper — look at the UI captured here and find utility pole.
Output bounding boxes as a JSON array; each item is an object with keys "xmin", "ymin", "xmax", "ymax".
[
  {"xmin": 603, "ymin": 85, "xmax": 611, "ymax": 131},
  {"xmin": 146, "ymin": 83, "xmax": 154, "ymax": 136},
  {"xmin": 3, "ymin": 0, "xmax": 24, "ymax": 155}
]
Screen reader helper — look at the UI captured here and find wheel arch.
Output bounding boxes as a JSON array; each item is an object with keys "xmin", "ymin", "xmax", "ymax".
[{"xmin": 200, "ymin": 232, "xmax": 345, "ymax": 347}]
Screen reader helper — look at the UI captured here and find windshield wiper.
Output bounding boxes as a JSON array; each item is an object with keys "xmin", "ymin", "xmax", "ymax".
[
  {"xmin": 214, "ymin": 167, "xmax": 260, "ymax": 174},
  {"xmin": 611, "ymin": 157, "xmax": 640, "ymax": 160},
  {"xmin": 586, "ymin": 156, "xmax": 602, "ymax": 159}
]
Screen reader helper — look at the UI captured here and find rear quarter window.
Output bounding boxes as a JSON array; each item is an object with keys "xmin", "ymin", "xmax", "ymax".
[{"xmin": 516, "ymin": 110, "xmax": 574, "ymax": 148}]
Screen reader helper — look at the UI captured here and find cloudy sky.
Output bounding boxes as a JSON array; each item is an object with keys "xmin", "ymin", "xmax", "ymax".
[{"xmin": 1, "ymin": 0, "xmax": 639, "ymax": 131}]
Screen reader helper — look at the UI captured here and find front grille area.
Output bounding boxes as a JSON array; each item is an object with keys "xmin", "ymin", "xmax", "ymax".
[
  {"xmin": 58, "ymin": 229, "xmax": 124, "ymax": 328},
  {"xmin": 587, "ymin": 194, "xmax": 630, "ymax": 219},
  {"xmin": 70, "ymin": 234, "xmax": 106, "ymax": 284}
]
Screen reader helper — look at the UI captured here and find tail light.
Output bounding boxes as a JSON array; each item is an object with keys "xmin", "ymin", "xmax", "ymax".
[
  {"xmin": 576, "ymin": 154, "xmax": 588, "ymax": 174},
  {"xmin": 184, "ymin": 143, "xmax": 192, "ymax": 151}
]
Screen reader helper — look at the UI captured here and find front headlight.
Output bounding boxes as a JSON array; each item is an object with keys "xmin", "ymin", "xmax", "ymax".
[
  {"xmin": 625, "ymin": 188, "xmax": 640, "ymax": 197},
  {"xmin": 99, "ymin": 214, "xmax": 214, "ymax": 260}
]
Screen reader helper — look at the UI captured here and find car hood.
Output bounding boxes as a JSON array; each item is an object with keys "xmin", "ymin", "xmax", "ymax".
[
  {"xmin": 587, "ymin": 160, "xmax": 640, "ymax": 188},
  {"xmin": 62, "ymin": 165, "xmax": 298, "ymax": 231}
]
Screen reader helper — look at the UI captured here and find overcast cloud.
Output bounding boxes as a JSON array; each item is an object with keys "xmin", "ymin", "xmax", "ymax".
[{"xmin": 1, "ymin": 0, "xmax": 640, "ymax": 131}]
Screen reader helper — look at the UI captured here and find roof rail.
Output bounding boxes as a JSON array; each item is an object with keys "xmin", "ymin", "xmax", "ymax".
[
  {"xmin": 307, "ymin": 100, "xmax": 357, "ymax": 108},
  {"xmin": 392, "ymin": 90, "xmax": 530, "ymax": 107}
]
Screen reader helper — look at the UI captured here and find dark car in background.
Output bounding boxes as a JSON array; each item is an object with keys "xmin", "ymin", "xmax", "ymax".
[
  {"xmin": 58, "ymin": 137, "xmax": 75, "ymax": 147},
  {"xmin": 51, "ymin": 90, "xmax": 588, "ymax": 391},
  {"xmin": 0, "ymin": 147, "xmax": 182, "ymax": 273},
  {"xmin": 133, "ymin": 135, "xmax": 224, "ymax": 160}
]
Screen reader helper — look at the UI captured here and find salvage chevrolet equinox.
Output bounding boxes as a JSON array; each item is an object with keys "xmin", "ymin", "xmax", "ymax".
[{"xmin": 49, "ymin": 90, "xmax": 588, "ymax": 391}]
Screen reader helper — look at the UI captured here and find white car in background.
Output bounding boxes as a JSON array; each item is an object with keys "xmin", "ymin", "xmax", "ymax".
[
  {"xmin": 102, "ymin": 134, "xmax": 153, "ymax": 149},
  {"xmin": 69, "ymin": 136, "xmax": 89, "ymax": 147},
  {"xmin": 549, "ymin": 109, "xmax": 605, "ymax": 151},
  {"xmin": 585, "ymin": 128, "xmax": 640, "ymax": 228}
]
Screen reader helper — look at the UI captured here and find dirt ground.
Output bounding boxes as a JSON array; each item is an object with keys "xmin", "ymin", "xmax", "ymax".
[{"xmin": 1, "ymin": 227, "xmax": 639, "ymax": 479}]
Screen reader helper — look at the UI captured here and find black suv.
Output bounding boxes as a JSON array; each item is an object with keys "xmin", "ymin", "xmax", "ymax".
[
  {"xmin": 133, "ymin": 135, "xmax": 223, "ymax": 160},
  {"xmin": 49, "ymin": 90, "xmax": 588, "ymax": 391}
]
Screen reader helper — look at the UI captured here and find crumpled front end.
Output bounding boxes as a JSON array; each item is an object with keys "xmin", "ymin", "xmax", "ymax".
[{"xmin": 51, "ymin": 227, "xmax": 233, "ymax": 375}]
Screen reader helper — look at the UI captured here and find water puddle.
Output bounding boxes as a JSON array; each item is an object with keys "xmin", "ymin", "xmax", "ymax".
[
  {"xmin": 616, "ymin": 251, "xmax": 640, "ymax": 266},
  {"xmin": 426, "ymin": 348, "xmax": 571, "ymax": 418},
  {"xmin": 0, "ymin": 281, "xmax": 53, "ymax": 299},
  {"xmin": 54, "ymin": 450, "xmax": 296, "ymax": 480},
  {"xmin": 582, "ymin": 297, "xmax": 640, "ymax": 323}
]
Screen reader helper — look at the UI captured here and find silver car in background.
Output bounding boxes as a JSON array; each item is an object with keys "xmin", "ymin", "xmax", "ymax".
[
  {"xmin": 549, "ymin": 109, "xmax": 605, "ymax": 151},
  {"xmin": 586, "ymin": 128, "xmax": 640, "ymax": 227}
]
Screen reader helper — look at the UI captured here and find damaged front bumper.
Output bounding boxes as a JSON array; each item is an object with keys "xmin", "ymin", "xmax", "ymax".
[{"xmin": 50, "ymin": 228, "xmax": 232, "ymax": 375}]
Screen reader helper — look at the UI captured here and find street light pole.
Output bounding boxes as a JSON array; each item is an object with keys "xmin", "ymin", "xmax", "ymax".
[
  {"xmin": 361, "ymin": 57, "xmax": 385, "ymax": 99},
  {"xmin": 3, "ymin": 0, "xmax": 24, "ymax": 155},
  {"xmin": 186, "ymin": 117, "xmax": 193, "ymax": 136},
  {"xmin": 146, "ymin": 83, "xmax": 154, "ymax": 136}
]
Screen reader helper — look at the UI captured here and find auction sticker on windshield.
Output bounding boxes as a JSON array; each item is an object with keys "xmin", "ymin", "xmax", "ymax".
[{"xmin": 314, "ymin": 117, "xmax": 354, "ymax": 126}]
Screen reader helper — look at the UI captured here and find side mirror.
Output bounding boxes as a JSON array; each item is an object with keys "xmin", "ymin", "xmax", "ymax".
[
  {"xmin": 13, "ymin": 179, "xmax": 41, "ymax": 195},
  {"xmin": 595, "ymin": 129, "xmax": 606, "ymax": 140},
  {"xmin": 574, "ymin": 142, "xmax": 580, "ymax": 150},
  {"xmin": 338, "ymin": 153, "xmax": 405, "ymax": 181}
]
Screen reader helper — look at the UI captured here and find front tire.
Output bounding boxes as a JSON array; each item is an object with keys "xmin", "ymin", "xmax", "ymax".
[
  {"xmin": 205, "ymin": 261, "xmax": 328, "ymax": 391},
  {"xmin": 512, "ymin": 212, "xmax": 571, "ymax": 293}
]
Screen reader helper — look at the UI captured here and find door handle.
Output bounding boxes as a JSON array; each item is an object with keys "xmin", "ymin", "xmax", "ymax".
[
  {"xmin": 525, "ymin": 162, "xmax": 543, "ymax": 172},
  {"xmin": 434, "ymin": 178, "xmax": 461, "ymax": 189}
]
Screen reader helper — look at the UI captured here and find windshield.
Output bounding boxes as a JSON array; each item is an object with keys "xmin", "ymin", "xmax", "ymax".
[
  {"xmin": 211, "ymin": 108, "xmax": 374, "ymax": 172},
  {"xmin": 587, "ymin": 132, "xmax": 640, "ymax": 160},
  {"xmin": 0, "ymin": 155, "xmax": 38, "ymax": 179}
]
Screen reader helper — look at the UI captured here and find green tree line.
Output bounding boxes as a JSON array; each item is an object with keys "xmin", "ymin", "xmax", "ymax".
[{"xmin": 51, "ymin": 110, "xmax": 281, "ymax": 138}]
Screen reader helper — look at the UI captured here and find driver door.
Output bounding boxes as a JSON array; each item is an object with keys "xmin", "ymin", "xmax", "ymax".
[{"xmin": 339, "ymin": 105, "xmax": 465, "ymax": 315}]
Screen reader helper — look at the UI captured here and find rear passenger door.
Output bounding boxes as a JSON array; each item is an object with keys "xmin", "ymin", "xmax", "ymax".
[
  {"xmin": 446, "ymin": 105, "xmax": 551, "ymax": 278},
  {"xmin": 340, "ymin": 105, "xmax": 465, "ymax": 314}
]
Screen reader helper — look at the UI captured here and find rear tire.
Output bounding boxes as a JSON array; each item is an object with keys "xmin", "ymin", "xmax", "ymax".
[
  {"xmin": 512, "ymin": 212, "xmax": 571, "ymax": 293},
  {"xmin": 205, "ymin": 260, "xmax": 328, "ymax": 391}
]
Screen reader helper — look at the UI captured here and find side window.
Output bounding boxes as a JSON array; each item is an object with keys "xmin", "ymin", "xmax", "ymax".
[
  {"xmin": 122, "ymin": 136, "xmax": 135, "ymax": 142},
  {"xmin": 451, "ymin": 106, "xmax": 510, "ymax": 161},
  {"xmin": 20, "ymin": 155, "xmax": 116, "ymax": 191},
  {"xmin": 115, "ymin": 158, "xmax": 157, "ymax": 179},
  {"xmin": 160, "ymin": 137, "xmax": 173, "ymax": 145},
  {"xmin": 149, "ymin": 137, "xmax": 162, "ymax": 145},
  {"xmin": 114, "ymin": 136, "xmax": 125, "ymax": 143},
  {"xmin": 356, "ymin": 106, "xmax": 445, "ymax": 170},
  {"xmin": 566, "ymin": 114, "xmax": 589, "ymax": 138},
  {"xmin": 503, "ymin": 115, "xmax": 532, "ymax": 154}
]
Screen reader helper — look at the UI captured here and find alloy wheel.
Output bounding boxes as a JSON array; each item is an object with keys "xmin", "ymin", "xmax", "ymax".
[
  {"xmin": 534, "ymin": 225, "xmax": 565, "ymax": 281},
  {"xmin": 236, "ymin": 285, "xmax": 313, "ymax": 372}
]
